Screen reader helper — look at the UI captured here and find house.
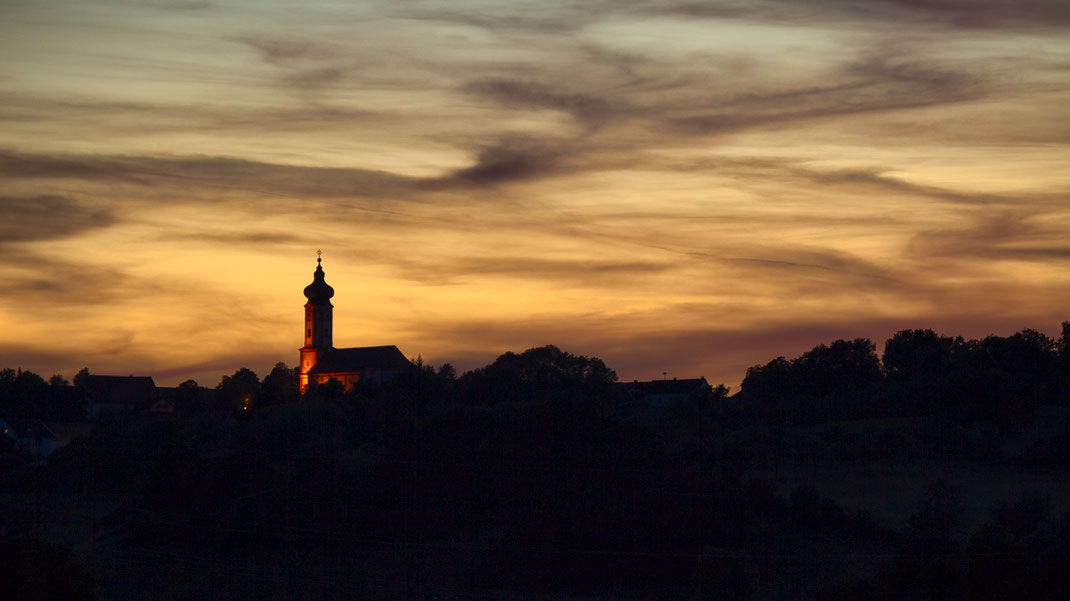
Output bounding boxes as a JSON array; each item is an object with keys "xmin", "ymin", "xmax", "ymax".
[
  {"xmin": 621, "ymin": 377, "xmax": 713, "ymax": 408},
  {"xmin": 81, "ymin": 374, "xmax": 157, "ymax": 416}
]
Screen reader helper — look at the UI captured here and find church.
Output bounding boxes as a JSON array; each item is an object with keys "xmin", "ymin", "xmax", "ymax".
[{"xmin": 298, "ymin": 256, "xmax": 411, "ymax": 391}]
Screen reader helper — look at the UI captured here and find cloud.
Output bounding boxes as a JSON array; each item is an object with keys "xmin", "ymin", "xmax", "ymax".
[
  {"xmin": 231, "ymin": 35, "xmax": 357, "ymax": 90},
  {"xmin": 0, "ymin": 145, "xmax": 602, "ymax": 207},
  {"xmin": 672, "ymin": 54, "xmax": 984, "ymax": 135},
  {"xmin": 394, "ymin": 4, "xmax": 599, "ymax": 35},
  {"xmin": 834, "ymin": 0, "xmax": 1070, "ymax": 30},
  {"xmin": 440, "ymin": 136, "xmax": 576, "ymax": 185},
  {"xmin": 148, "ymin": 349, "xmax": 294, "ymax": 386},
  {"xmin": 282, "ymin": 66, "xmax": 349, "ymax": 88},
  {"xmin": 462, "ymin": 78, "xmax": 617, "ymax": 129},
  {"xmin": 0, "ymin": 195, "xmax": 116, "ymax": 243},
  {"xmin": 0, "ymin": 150, "xmax": 156, "ymax": 185},
  {"xmin": 783, "ymin": 165, "xmax": 1023, "ymax": 207},
  {"xmin": 0, "ymin": 344, "xmax": 92, "ymax": 376},
  {"xmin": 720, "ymin": 247, "xmax": 905, "ymax": 290},
  {"xmin": 167, "ymin": 230, "xmax": 307, "ymax": 246},
  {"xmin": 908, "ymin": 210, "xmax": 1070, "ymax": 262},
  {"xmin": 404, "ymin": 0, "xmax": 1070, "ymax": 39},
  {"xmin": 0, "ymin": 150, "xmax": 421, "ymax": 205},
  {"xmin": 644, "ymin": 154, "xmax": 1057, "ymax": 209},
  {"xmin": 0, "ymin": 91, "xmax": 385, "ymax": 137},
  {"xmin": 0, "ymin": 250, "xmax": 130, "ymax": 306},
  {"xmin": 234, "ymin": 36, "xmax": 338, "ymax": 66},
  {"xmin": 0, "ymin": 197, "xmax": 160, "ymax": 310},
  {"xmin": 390, "ymin": 255, "xmax": 673, "ymax": 286},
  {"xmin": 642, "ymin": 0, "xmax": 1070, "ymax": 31}
]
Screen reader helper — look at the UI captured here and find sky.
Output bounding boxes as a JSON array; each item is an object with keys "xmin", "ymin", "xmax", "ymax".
[{"xmin": 1, "ymin": 0, "xmax": 1069, "ymax": 389}]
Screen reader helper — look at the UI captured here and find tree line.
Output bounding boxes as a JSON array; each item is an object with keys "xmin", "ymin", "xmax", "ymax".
[{"xmin": 740, "ymin": 324, "xmax": 1070, "ymax": 431}]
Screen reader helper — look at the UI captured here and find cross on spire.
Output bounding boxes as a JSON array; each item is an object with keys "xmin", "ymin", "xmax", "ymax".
[{"xmin": 316, "ymin": 249, "xmax": 322, "ymax": 263}]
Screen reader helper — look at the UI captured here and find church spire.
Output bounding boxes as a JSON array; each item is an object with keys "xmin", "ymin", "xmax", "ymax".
[
  {"xmin": 303, "ymin": 251, "xmax": 334, "ymax": 306},
  {"xmin": 300, "ymin": 252, "xmax": 335, "ymax": 390}
]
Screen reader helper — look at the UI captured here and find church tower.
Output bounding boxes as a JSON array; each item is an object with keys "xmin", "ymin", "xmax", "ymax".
[{"xmin": 298, "ymin": 254, "xmax": 334, "ymax": 390}]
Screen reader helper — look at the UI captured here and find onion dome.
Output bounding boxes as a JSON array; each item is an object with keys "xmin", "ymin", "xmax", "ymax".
[{"xmin": 303, "ymin": 257, "xmax": 334, "ymax": 305}]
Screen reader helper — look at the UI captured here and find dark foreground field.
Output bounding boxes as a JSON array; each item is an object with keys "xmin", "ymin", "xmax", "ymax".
[{"xmin": 7, "ymin": 409, "xmax": 1070, "ymax": 601}]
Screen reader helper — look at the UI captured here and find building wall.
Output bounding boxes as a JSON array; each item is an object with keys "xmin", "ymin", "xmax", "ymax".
[{"xmin": 314, "ymin": 372, "xmax": 360, "ymax": 391}]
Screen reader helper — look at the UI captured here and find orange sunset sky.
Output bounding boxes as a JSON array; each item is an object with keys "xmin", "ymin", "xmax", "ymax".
[{"xmin": 2, "ymin": 0, "xmax": 1069, "ymax": 389}]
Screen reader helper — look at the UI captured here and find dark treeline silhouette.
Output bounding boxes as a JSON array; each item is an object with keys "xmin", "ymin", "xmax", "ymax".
[
  {"xmin": 0, "ymin": 368, "xmax": 88, "ymax": 422},
  {"xmin": 3, "ymin": 327, "xmax": 1070, "ymax": 600},
  {"xmin": 741, "ymin": 325, "xmax": 1070, "ymax": 431}
]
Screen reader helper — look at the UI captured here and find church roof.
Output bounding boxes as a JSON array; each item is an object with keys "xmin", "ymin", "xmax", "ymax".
[{"xmin": 307, "ymin": 345, "xmax": 410, "ymax": 374}]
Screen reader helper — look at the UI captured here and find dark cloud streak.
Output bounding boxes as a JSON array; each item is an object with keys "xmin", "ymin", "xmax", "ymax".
[
  {"xmin": 0, "ymin": 249, "xmax": 129, "ymax": 306},
  {"xmin": 909, "ymin": 211, "xmax": 1070, "ymax": 262},
  {"xmin": 0, "ymin": 195, "xmax": 115, "ymax": 243},
  {"xmin": 390, "ymin": 255, "xmax": 672, "ymax": 286},
  {"xmin": 462, "ymin": 78, "xmax": 618, "ymax": 129},
  {"xmin": 234, "ymin": 36, "xmax": 337, "ymax": 66},
  {"xmin": 642, "ymin": 0, "xmax": 1070, "ymax": 31}
]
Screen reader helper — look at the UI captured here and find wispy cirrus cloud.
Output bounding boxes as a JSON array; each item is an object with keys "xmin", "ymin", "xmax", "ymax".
[
  {"xmin": 388, "ymin": 254, "xmax": 674, "ymax": 287},
  {"xmin": 670, "ymin": 54, "xmax": 986, "ymax": 135},
  {"xmin": 908, "ymin": 210, "xmax": 1070, "ymax": 262},
  {"xmin": 0, "ymin": 150, "xmax": 420, "ymax": 203},
  {"xmin": 638, "ymin": 0, "xmax": 1070, "ymax": 31}
]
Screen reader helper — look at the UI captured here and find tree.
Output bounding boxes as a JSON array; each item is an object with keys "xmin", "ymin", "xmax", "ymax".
[
  {"xmin": 1054, "ymin": 321, "xmax": 1070, "ymax": 404},
  {"xmin": 794, "ymin": 338, "xmax": 881, "ymax": 399},
  {"xmin": 173, "ymin": 379, "xmax": 209, "ymax": 414},
  {"xmin": 216, "ymin": 368, "xmax": 259, "ymax": 412},
  {"xmin": 260, "ymin": 362, "xmax": 298, "ymax": 406},
  {"xmin": 883, "ymin": 329, "xmax": 959, "ymax": 383},
  {"xmin": 978, "ymin": 330, "xmax": 1056, "ymax": 425},
  {"xmin": 1059, "ymin": 321, "xmax": 1070, "ymax": 357},
  {"xmin": 49, "ymin": 373, "xmax": 69, "ymax": 387},
  {"xmin": 73, "ymin": 367, "xmax": 90, "ymax": 388},
  {"xmin": 740, "ymin": 356, "xmax": 792, "ymax": 404},
  {"xmin": 0, "ymin": 368, "xmax": 15, "ymax": 416},
  {"xmin": 740, "ymin": 338, "xmax": 881, "ymax": 420},
  {"xmin": 437, "ymin": 362, "xmax": 457, "ymax": 381},
  {"xmin": 306, "ymin": 377, "xmax": 344, "ymax": 400},
  {"xmin": 4, "ymin": 369, "xmax": 49, "ymax": 418},
  {"xmin": 883, "ymin": 329, "xmax": 963, "ymax": 415},
  {"xmin": 458, "ymin": 345, "xmax": 618, "ymax": 405}
]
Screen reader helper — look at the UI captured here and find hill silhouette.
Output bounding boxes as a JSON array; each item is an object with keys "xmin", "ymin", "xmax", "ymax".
[{"xmin": 3, "ymin": 328, "xmax": 1070, "ymax": 600}]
